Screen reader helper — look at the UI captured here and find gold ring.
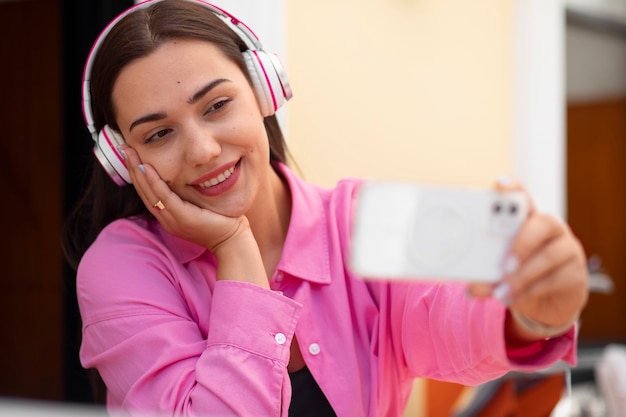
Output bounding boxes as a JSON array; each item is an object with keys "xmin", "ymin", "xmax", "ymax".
[{"xmin": 153, "ymin": 200, "xmax": 165, "ymax": 212}]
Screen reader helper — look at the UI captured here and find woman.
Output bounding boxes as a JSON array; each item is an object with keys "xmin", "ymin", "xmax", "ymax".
[{"xmin": 64, "ymin": 0, "xmax": 589, "ymax": 416}]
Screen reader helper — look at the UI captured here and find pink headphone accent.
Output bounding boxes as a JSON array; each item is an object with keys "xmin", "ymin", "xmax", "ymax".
[{"xmin": 81, "ymin": 0, "xmax": 292, "ymax": 185}]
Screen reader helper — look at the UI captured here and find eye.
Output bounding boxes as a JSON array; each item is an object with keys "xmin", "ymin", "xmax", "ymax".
[
  {"xmin": 205, "ymin": 98, "xmax": 232, "ymax": 116},
  {"xmin": 144, "ymin": 128, "xmax": 172, "ymax": 144}
]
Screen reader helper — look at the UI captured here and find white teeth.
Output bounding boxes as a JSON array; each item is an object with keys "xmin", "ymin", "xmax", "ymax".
[{"xmin": 200, "ymin": 166, "xmax": 234, "ymax": 188}]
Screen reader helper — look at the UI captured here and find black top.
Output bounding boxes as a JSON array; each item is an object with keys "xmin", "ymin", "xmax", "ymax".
[{"xmin": 288, "ymin": 366, "xmax": 337, "ymax": 417}]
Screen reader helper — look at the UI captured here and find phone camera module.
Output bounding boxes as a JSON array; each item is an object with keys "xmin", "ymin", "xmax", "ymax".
[{"xmin": 488, "ymin": 197, "xmax": 523, "ymax": 237}]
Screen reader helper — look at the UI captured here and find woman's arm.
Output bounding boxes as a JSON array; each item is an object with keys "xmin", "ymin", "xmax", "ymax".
[{"xmin": 77, "ymin": 224, "xmax": 300, "ymax": 416}]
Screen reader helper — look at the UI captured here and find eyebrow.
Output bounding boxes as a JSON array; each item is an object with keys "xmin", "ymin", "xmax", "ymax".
[
  {"xmin": 128, "ymin": 78, "xmax": 231, "ymax": 132},
  {"xmin": 129, "ymin": 112, "xmax": 167, "ymax": 132},
  {"xmin": 187, "ymin": 78, "xmax": 230, "ymax": 105}
]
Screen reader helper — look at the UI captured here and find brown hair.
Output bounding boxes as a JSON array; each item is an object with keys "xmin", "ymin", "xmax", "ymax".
[{"xmin": 64, "ymin": 0, "xmax": 290, "ymax": 269}]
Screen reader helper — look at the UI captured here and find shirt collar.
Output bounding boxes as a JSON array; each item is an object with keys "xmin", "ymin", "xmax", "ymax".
[
  {"xmin": 157, "ymin": 163, "xmax": 332, "ymax": 285},
  {"xmin": 274, "ymin": 162, "xmax": 332, "ymax": 284}
]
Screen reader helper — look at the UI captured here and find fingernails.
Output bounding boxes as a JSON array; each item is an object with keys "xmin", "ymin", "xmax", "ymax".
[
  {"xmin": 496, "ymin": 174, "xmax": 512, "ymax": 187},
  {"xmin": 492, "ymin": 282, "xmax": 511, "ymax": 305},
  {"xmin": 117, "ymin": 146, "xmax": 127, "ymax": 160},
  {"xmin": 138, "ymin": 164, "xmax": 145, "ymax": 173},
  {"xmin": 494, "ymin": 255, "xmax": 517, "ymax": 305},
  {"xmin": 502, "ymin": 255, "xmax": 519, "ymax": 275}
]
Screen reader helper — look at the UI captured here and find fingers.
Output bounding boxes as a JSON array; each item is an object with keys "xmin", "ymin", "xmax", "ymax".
[
  {"xmin": 509, "ymin": 259, "xmax": 588, "ymax": 316},
  {"xmin": 483, "ymin": 209, "xmax": 587, "ymax": 328},
  {"xmin": 508, "ymin": 213, "xmax": 568, "ymax": 271},
  {"xmin": 122, "ymin": 145, "xmax": 177, "ymax": 216},
  {"xmin": 505, "ymin": 215, "xmax": 581, "ymax": 298},
  {"xmin": 118, "ymin": 147, "xmax": 253, "ymax": 253},
  {"xmin": 507, "ymin": 217, "xmax": 587, "ymax": 312},
  {"xmin": 466, "ymin": 282, "xmax": 494, "ymax": 298},
  {"xmin": 469, "ymin": 176, "xmax": 588, "ymax": 319}
]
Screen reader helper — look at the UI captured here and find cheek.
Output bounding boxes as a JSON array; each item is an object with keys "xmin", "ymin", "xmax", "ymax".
[
  {"xmin": 247, "ymin": 122, "xmax": 271, "ymax": 154},
  {"xmin": 137, "ymin": 150, "xmax": 180, "ymax": 183}
]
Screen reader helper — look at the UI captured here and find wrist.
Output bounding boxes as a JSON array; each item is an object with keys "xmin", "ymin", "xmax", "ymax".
[
  {"xmin": 212, "ymin": 224, "xmax": 269, "ymax": 289},
  {"xmin": 208, "ymin": 217, "xmax": 252, "ymax": 253},
  {"xmin": 509, "ymin": 309, "xmax": 577, "ymax": 341}
]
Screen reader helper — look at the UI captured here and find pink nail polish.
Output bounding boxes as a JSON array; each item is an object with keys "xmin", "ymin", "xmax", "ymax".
[
  {"xmin": 496, "ymin": 175, "xmax": 512, "ymax": 187},
  {"xmin": 493, "ymin": 282, "xmax": 511, "ymax": 304},
  {"xmin": 116, "ymin": 146, "xmax": 127, "ymax": 160},
  {"xmin": 502, "ymin": 255, "xmax": 519, "ymax": 275}
]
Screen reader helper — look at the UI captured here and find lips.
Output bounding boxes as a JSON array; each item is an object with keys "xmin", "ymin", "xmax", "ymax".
[
  {"xmin": 198, "ymin": 165, "xmax": 235, "ymax": 188},
  {"xmin": 191, "ymin": 160, "xmax": 241, "ymax": 197}
]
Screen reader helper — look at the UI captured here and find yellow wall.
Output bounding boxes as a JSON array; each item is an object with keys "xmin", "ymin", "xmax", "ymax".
[
  {"xmin": 285, "ymin": 1, "xmax": 514, "ymax": 188},
  {"xmin": 285, "ymin": 2, "xmax": 517, "ymax": 416}
]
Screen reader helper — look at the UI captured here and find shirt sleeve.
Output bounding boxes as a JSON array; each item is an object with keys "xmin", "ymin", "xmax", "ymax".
[
  {"xmin": 77, "ymin": 221, "xmax": 301, "ymax": 416},
  {"xmin": 338, "ymin": 178, "xmax": 576, "ymax": 388},
  {"xmin": 376, "ymin": 281, "xmax": 577, "ymax": 386}
]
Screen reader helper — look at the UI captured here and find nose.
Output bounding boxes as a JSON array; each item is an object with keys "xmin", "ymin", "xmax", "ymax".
[{"xmin": 184, "ymin": 123, "xmax": 222, "ymax": 167}]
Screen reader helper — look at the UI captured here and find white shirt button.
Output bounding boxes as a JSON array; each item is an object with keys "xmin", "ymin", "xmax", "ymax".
[
  {"xmin": 308, "ymin": 343, "xmax": 321, "ymax": 355},
  {"xmin": 274, "ymin": 333, "xmax": 287, "ymax": 345},
  {"xmin": 275, "ymin": 272, "xmax": 284, "ymax": 282}
]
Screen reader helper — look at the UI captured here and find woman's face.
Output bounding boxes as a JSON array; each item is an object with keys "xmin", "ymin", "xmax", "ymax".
[{"xmin": 112, "ymin": 39, "xmax": 271, "ymax": 217}]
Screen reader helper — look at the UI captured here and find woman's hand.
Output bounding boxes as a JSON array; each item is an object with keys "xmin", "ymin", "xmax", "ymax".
[
  {"xmin": 122, "ymin": 145, "xmax": 269, "ymax": 288},
  {"xmin": 467, "ymin": 177, "xmax": 589, "ymax": 342},
  {"xmin": 123, "ymin": 145, "xmax": 245, "ymax": 251}
]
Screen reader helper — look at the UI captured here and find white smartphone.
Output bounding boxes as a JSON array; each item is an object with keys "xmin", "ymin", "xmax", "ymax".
[{"xmin": 349, "ymin": 180, "xmax": 529, "ymax": 282}]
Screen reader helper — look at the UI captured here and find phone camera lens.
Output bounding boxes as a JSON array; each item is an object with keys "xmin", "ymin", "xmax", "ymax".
[
  {"xmin": 509, "ymin": 203, "xmax": 518, "ymax": 215},
  {"xmin": 492, "ymin": 202, "xmax": 502, "ymax": 214}
]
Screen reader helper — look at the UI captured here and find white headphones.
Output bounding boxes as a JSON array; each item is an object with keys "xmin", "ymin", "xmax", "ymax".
[{"xmin": 81, "ymin": 0, "xmax": 292, "ymax": 185}]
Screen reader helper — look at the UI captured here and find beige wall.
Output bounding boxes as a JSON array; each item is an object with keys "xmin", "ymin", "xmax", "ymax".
[{"xmin": 285, "ymin": 1, "xmax": 514, "ymax": 189}]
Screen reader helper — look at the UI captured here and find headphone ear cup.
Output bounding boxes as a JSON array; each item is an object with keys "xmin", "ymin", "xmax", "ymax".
[
  {"xmin": 94, "ymin": 125, "xmax": 132, "ymax": 185},
  {"xmin": 243, "ymin": 50, "xmax": 291, "ymax": 117}
]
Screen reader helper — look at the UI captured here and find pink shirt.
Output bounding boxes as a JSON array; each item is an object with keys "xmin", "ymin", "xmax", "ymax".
[{"xmin": 77, "ymin": 163, "xmax": 576, "ymax": 417}]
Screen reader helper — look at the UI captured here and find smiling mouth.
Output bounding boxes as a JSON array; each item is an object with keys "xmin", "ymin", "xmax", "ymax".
[{"xmin": 198, "ymin": 165, "xmax": 236, "ymax": 188}]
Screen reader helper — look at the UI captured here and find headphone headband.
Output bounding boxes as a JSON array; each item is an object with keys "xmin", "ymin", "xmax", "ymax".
[{"xmin": 82, "ymin": 0, "xmax": 292, "ymax": 185}]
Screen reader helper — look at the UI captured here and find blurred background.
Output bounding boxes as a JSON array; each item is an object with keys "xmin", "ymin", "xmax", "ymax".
[{"xmin": 0, "ymin": 0, "xmax": 624, "ymax": 415}]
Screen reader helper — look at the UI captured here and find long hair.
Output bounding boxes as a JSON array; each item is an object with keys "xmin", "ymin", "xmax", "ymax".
[{"xmin": 63, "ymin": 0, "xmax": 290, "ymax": 270}]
